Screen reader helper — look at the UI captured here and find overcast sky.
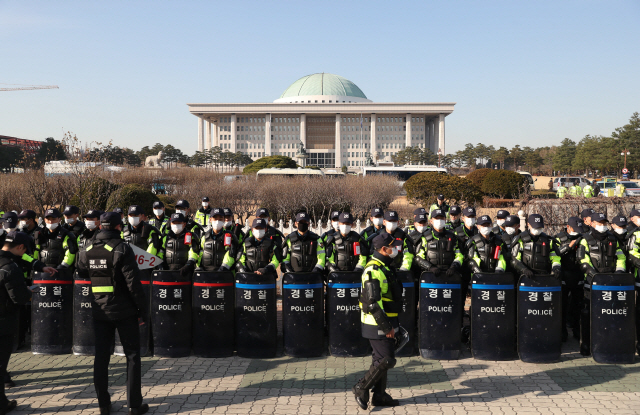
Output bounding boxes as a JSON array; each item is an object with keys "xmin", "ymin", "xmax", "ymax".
[{"xmin": 1, "ymin": 0, "xmax": 638, "ymax": 154}]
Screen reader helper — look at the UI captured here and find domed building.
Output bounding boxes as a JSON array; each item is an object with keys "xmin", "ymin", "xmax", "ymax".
[{"xmin": 188, "ymin": 73, "xmax": 455, "ymax": 169}]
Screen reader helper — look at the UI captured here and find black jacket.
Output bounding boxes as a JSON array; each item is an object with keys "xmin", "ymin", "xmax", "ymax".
[
  {"xmin": 0, "ymin": 250, "xmax": 31, "ymax": 323},
  {"xmin": 76, "ymin": 230, "xmax": 148, "ymax": 321}
]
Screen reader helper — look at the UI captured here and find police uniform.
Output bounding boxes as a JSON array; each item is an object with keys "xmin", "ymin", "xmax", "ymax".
[
  {"xmin": 35, "ymin": 209, "xmax": 78, "ymax": 272},
  {"xmin": 367, "ymin": 211, "xmax": 414, "ymax": 272},
  {"xmin": 582, "ymin": 183, "xmax": 594, "ymax": 198},
  {"xmin": 580, "ymin": 209, "xmax": 595, "ymax": 235},
  {"xmin": 321, "ymin": 211, "xmax": 341, "ymax": 246},
  {"xmin": 554, "ymin": 217, "xmax": 585, "ymax": 341},
  {"xmin": 174, "ymin": 200, "xmax": 204, "ymax": 241},
  {"xmin": 77, "ymin": 210, "xmax": 103, "ymax": 251},
  {"xmin": 122, "ymin": 206, "xmax": 163, "ymax": 259},
  {"xmin": 148, "ymin": 201, "xmax": 169, "ymax": 235},
  {"xmin": 360, "ymin": 207, "xmax": 384, "ymax": 243},
  {"xmin": 282, "ymin": 212, "xmax": 325, "ymax": 273},
  {"xmin": 244, "ymin": 208, "xmax": 284, "ymax": 249},
  {"xmin": 188, "ymin": 208, "xmax": 238, "ymax": 272},
  {"xmin": 577, "ymin": 212, "xmax": 626, "ymax": 356},
  {"xmin": 492, "ymin": 210, "xmax": 510, "ymax": 235},
  {"xmin": 455, "ymin": 207, "xmax": 478, "ymax": 302},
  {"xmin": 235, "ymin": 218, "xmax": 282, "ymax": 275},
  {"xmin": 511, "ymin": 214, "xmax": 562, "ymax": 279},
  {"xmin": 407, "ymin": 213, "xmax": 429, "ymax": 273},
  {"xmin": 557, "ymin": 184, "xmax": 567, "ymax": 198},
  {"xmin": 325, "ymin": 212, "xmax": 368, "ymax": 273},
  {"xmin": 194, "ymin": 197, "xmax": 212, "ymax": 227},
  {"xmin": 353, "ymin": 233, "xmax": 402, "ymax": 410},
  {"xmin": 404, "ymin": 208, "xmax": 427, "ymax": 235},
  {"xmin": 445, "ymin": 206, "xmax": 462, "ymax": 231},
  {"xmin": 75, "ymin": 213, "xmax": 149, "ymax": 415},
  {"xmin": 569, "ymin": 182, "xmax": 582, "ymax": 197},
  {"xmin": 467, "ymin": 215, "xmax": 507, "ymax": 274},
  {"xmin": 62, "ymin": 205, "xmax": 86, "ymax": 237},
  {"xmin": 0, "ymin": 232, "xmax": 33, "ymax": 414},
  {"xmin": 428, "ymin": 194, "xmax": 450, "ymax": 219},
  {"xmin": 413, "ymin": 209, "xmax": 464, "ymax": 276},
  {"xmin": 222, "ymin": 208, "xmax": 245, "ymax": 245},
  {"xmin": 160, "ymin": 213, "xmax": 195, "ymax": 274}
]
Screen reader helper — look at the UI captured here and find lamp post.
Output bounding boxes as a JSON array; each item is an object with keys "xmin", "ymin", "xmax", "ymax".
[{"xmin": 621, "ymin": 149, "xmax": 630, "ymax": 170}]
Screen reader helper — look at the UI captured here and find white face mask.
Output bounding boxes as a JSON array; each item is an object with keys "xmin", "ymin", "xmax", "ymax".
[
  {"xmin": 415, "ymin": 224, "xmax": 427, "ymax": 233},
  {"xmin": 385, "ymin": 222, "xmax": 398, "ymax": 233},
  {"xmin": 253, "ymin": 229, "xmax": 266, "ymax": 239},
  {"xmin": 210, "ymin": 220, "xmax": 223, "ymax": 232},
  {"xmin": 479, "ymin": 226, "xmax": 492, "ymax": 236},
  {"xmin": 614, "ymin": 228, "xmax": 626, "ymax": 235},
  {"xmin": 19, "ymin": 220, "xmax": 27, "ymax": 229},
  {"xmin": 65, "ymin": 217, "xmax": 75, "ymax": 224},
  {"xmin": 465, "ymin": 218, "xmax": 476, "ymax": 228},
  {"xmin": 496, "ymin": 219, "xmax": 505, "ymax": 227},
  {"xmin": 46, "ymin": 222, "xmax": 59, "ymax": 231},
  {"xmin": 85, "ymin": 220, "xmax": 97, "ymax": 230},
  {"xmin": 224, "ymin": 220, "xmax": 233, "ymax": 229},
  {"xmin": 372, "ymin": 217, "xmax": 383, "ymax": 227},
  {"xmin": 595, "ymin": 224, "xmax": 608, "ymax": 233},
  {"xmin": 202, "ymin": 202, "xmax": 209, "ymax": 208},
  {"xmin": 339, "ymin": 224, "xmax": 351, "ymax": 235},
  {"xmin": 153, "ymin": 209, "xmax": 163, "ymax": 216},
  {"xmin": 176, "ymin": 209, "xmax": 186, "ymax": 216},
  {"xmin": 505, "ymin": 227, "xmax": 517, "ymax": 235},
  {"xmin": 530, "ymin": 228, "xmax": 543, "ymax": 236},
  {"xmin": 568, "ymin": 231, "xmax": 579, "ymax": 236},
  {"xmin": 128, "ymin": 216, "xmax": 140, "ymax": 227},
  {"xmin": 388, "ymin": 246, "xmax": 399, "ymax": 258},
  {"xmin": 171, "ymin": 224, "xmax": 184, "ymax": 234},
  {"xmin": 331, "ymin": 221, "xmax": 339, "ymax": 231},
  {"xmin": 432, "ymin": 219, "xmax": 446, "ymax": 230}
]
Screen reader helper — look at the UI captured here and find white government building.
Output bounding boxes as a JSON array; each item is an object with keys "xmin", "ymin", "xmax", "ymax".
[{"xmin": 188, "ymin": 73, "xmax": 455, "ymax": 169}]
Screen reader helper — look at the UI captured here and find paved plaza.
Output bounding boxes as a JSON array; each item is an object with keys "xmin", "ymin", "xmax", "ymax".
[{"xmin": 6, "ymin": 333, "xmax": 640, "ymax": 415}]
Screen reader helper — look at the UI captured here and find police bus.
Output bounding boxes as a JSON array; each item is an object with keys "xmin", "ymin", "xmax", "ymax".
[
  {"xmin": 362, "ymin": 165, "xmax": 448, "ymax": 184},
  {"xmin": 256, "ymin": 168, "xmax": 325, "ymax": 179}
]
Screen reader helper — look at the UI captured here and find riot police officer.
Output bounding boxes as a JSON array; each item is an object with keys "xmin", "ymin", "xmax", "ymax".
[
  {"xmin": 160, "ymin": 214, "xmax": 195, "ymax": 277},
  {"xmin": 194, "ymin": 197, "xmax": 211, "ymax": 227},
  {"xmin": 353, "ymin": 233, "xmax": 402, "ymax": 410},
  {"xmin": 577, "ymin": 212, "xmax": 626, "ymax": 356},
  {"xmin": 582, "ymin": 182, "xmax": 595, "ymax": 198},
  {"xmin": 556, "ymin": 183, "xmax": 567, "ymax": 199},
  {"xmin": 467, "ymin": 215, "xmax": 507, "ymax": 274},
  {"xmin": 0, "ymin": 232, "xmax": 33, "ymax": 415},
  {"xmin": 368, "ymin": 211, "xmax": 413, "ymax": 272},
  {"xmin": 511, "ymin": 214, "xmax": 562, "ymax": 280},
  {"xmin": 611, "ymin": 216, "xmax": 631, "ymax": 270},
  {"xmin": 123, "ymin": 206, "xmax": 162, "ymax": 259},
  {"xmin": 493, "ymin": 210, "xmax": 510, "ymax": 235},
  {"xmin": 36, "ymin": 208, "xmax": 79, "ymax": 272},
  {"xmin": 407, "ymin": 213, "xmax": 429, "ymax": 252},
  {"xmin": 148, "ymin": 201, "xmax": 169, "ymax": 234},
  {"xmin": 174, "ymin": 200, "xmax": 203, "ymax": 240},
  {"xmin": 569, "ymin": 180, "xmax": 582, "ymax": 197},
  {"xmin": 429, "ymin": 194, "xmax": 450, "ymax": 218},
  {"xmin": 235, "ymin": 218, "xmax": 282, "ymax": 276},
  {"xmin": 445, "ymin": 206, "xmax": 462, "ymax": 231},
  {"xmin": 222, "ymin": 208, "xmax": 245, "ymax": 245},
  {"xmin": 63, "ymin": 205, "xmax": 86, "ymax": 237},
  {"xmin": 580, "ymin": 209, "xmax": 595, "ymax": 234},
  {"xmin": 78, "ymin": 210, "xmax": 103, "ymax": 250},
  {"xmin": 360, "ymin": 207, "xmax": 384, "ymax": 241},
  {"xmin": 405, "ymin": 208, "xmax": 427, "ymax": 234},
  {"xmin": 282, "ymin": 212, "xmax": 325, "ymax": 273},
  {"xmin": 16, "ymin": 210, "xmax": 41, "ymax": 241},
  {"xmin": 554, "ymin": 216, "xmax": 585, "ymax": 341},
  {"xmin": 455, "ymin": 207, "xmax": 478, "ymax": 303},
  {"xmin": 413, "ymin": 209, "xmax": 464, "ymax": 276},
  {"xmin": 245, "ymin": 208, "xmax": 284, "ymax": 248},
  {"xmin": 321, "ymin": 211, "xmax": 341, "ymax": 245},
  {"xmin": 626, "ymin": 209, "xmax": 640, "ymax": 354},
  {"xmin": 113, "ymin": 208, "xmax": 126, "ymax": 227},
  {"xmin": 325, "ymin": 212, "xmax": 368, "ymax": 273},
  {"xmin": 188, "ymin": 208, "xmax": 238, "ymax": 272},
  {"xmin": 75, "ymin": 213, "xmax": 149, "ymax": 415}
]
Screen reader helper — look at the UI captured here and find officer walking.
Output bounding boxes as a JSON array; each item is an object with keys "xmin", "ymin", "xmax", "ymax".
[
  {"xmin": 148, "ymin": 202, "xmax": 169, "ymax": 234},
  {"xmin": 36, "ymin": 208, "xmax": 79, "ymax": 272},
  {"xmin": 325, "ymin": 212, "xmax": 368, "ymax": 273},
  {"xmin": 63, "ymin": 205, "xmax": 86, "ymax": 236},
  {"xmin": 78, "ymin": 210, "xmax": 103, "ymax": 250},
  {"xmin": 554, "ymin": 217, "xmax": 585, "ymax": 341},
  {"xmin": 0, "ymin": 232, "xmax": 33, "ymax": 415},
  {"xmin": 511, "ymin": 214, "xmax": 562, "ymax": 280},
  {"xmin": 122, "ymin": 206, "xmax": 163, "ymax": 259},
  {"xmin": 445, "ymin": 206, "xmax": 462, "ymax": 231},
  {"xmin": 160, "ymin": 214, "xmax": 195, "ymax": 276},
  {"xmin": 360, "ymin": 207, "xmax": 384, "ymax": 241},
  {"xmin": 577, "ymin": 212, "xmax": 626, "ymax": 356},
  {"xmin": 222, "ymin": 208, "xmax": 245, "ymax": 245},
  {"xmin": 282, "ymin": 212, "xmax": 325, "ymax": 274},
  {"xmin": 413, "ymin": 209, "xmax": 464, "ymax": 276},
  {"xmin": 556, "ymin": 183, "xmax": 568, "ymax": 199},
  {"xmin": 188, "ymin": 208, "xmax": 238, "ymax": 272},
  {"xmin": 235, "ymin": 218, "xmax": 282, "ymax": 276},
  {"xmin": 75, "ymin": 213, "xmax": 149, "ymax": 415},
  {"xmin": 467, "ymin": 215, "xmax": 507, "ymax": 274},
  {"xmin": 353, "ymin": 233, "xmax": 402, "ymax": 410},
  {"xmin": 429, "ymin": 194, "xmax": 450, "ymax": 218},
  {"xmin": 194, "ymin": 197, "xmax": 211, "ymax": 227}
]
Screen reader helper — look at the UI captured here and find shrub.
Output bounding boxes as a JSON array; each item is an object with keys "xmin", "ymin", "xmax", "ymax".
[
  {"xmin": 481, "ymin": 170, "xmax": 527, "ymax": 199},
  {"xmin": 242, "ymin": 156, "xmax": 297, "ymax": 174},
  {"xmin": 69, "ymin": 177, "xmax": 119, "ymax": 212},
  {"xmin": 106, "ymin": 184, "xmax": 159, "ymax": 215},
  {"xmin": 404, "ymin": 173, "xmax": 483, "ymax": 207},
  {"xmin": 465, "ymin": 168, "xmax": 493, "ymax": 188}
]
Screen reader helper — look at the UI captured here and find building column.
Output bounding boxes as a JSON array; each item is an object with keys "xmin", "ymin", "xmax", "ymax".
[
  {"xmin": 213, "ymin": 120, "xmax": 219, "ymax": 148},
  {"xmin": 405, "ymin": 113, "xmax": 412, "ymax": 149},
  {"xmin": 230, "ymin": 114, "xmax": 237, "ymax": 153},
  {"xmin": 370, "ymin": 114, "xmax": 376, "ymax": 162},
  {"xmin": 430, "ymin": 120, "xmax": 437, "ymax": 154},
  {"xmin": 205, "ymin": 120, "xmax": 212, "ymax": 150},
  {"xmin": 335, "ymin": 114, "xmax": 341, "ymax": 168},
  {"xmin": 197, "ymin": 117, "xmax": 204, "ymax": 152},
  {"xmin": 300, "ymin": 114, "xmax": 306, "ymax": 148},
  {"xmin": 438, "ymin": 114, "xmax": 445, "ymax": 156},
  {"xmin": 265, "ymin": 114, "xmax": 271, "ymax": 156}
]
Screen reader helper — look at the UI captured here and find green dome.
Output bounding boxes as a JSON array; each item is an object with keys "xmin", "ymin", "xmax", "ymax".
[{"xmin": 279, "ymin": 73, "xmax": 368, "ymax": 100}]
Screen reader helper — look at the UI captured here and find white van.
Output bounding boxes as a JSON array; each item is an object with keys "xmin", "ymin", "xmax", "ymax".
[{"xmin": 552, "ymin": 177, "xmax": 590, "ymax": 191}]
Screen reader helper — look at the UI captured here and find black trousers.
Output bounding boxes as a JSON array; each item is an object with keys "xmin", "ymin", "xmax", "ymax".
[
  {"xmin": 0, "ymin": 317, "xmax": 18, "ymax": 411},
  {"xmin": 93, "ymin": 316, "xmax": 142, "ymax": 409},
  {"xmin": 562, "ymin": 270, "xmax": 583, "ymax": 333},
  {"xmin": 369, "ymin": 337, "xmax": 395, "ymax": 394}
]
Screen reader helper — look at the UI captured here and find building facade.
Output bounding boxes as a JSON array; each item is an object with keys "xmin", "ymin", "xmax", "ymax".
[{"xmin": 188, "ymin": 73, "xmax": 455, "ymax": 169}]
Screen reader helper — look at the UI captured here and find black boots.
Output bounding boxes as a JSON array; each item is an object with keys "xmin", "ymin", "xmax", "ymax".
[
  {"xmin": 371, "ymin": 373, "xmax": 399, "ymax": 407},
  {"xmin": 353, "ymin": 363, "xmax": 399, "ymax": 410},
  {"xmin": 128, "ymin": 403, "xmax": 149, "ymax": 415},
  {"xmin": 580, "ymin": 301, "xmax": 591, "ymax": 356},
  {"xmin": 0, "ymin": 400, "xmax": 17, "ymax": 415}
]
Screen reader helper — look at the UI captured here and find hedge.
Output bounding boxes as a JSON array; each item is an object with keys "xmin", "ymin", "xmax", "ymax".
[
  {"xmin": 106, "ymin": 184, "xmax": 159, "ymax": 215},
  {"xmin": 404, "ymin": 172, "xmax": 483, "ymax": 206},
  {"xmin": 481, "ymin": 170, "xmax": 527, "ymax": 199},
  {"xmin": 465, "ymin": 168, "xmax": 493, "ymax": 188}
]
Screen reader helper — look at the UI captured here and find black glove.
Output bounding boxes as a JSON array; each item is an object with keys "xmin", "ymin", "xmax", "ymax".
[
  {"xmin": 522, "ymin": 268, "xmax": 534, "ymax": 278},
  {"xmin": 446, "ymin": 266, "xmax": 458, "ymax": 277},
  {"xmin": 257, "ymin": 267, "xmax": 267, "ymax": 275},
  {"xmin": 312, "ymin": 266, "xmax": 323, "ymax": 274},
  {"xmin": 429, "ymin": 267, "xmax": 441, "ymax": 277},
  {"xmin": 283, "ymin": 263, "xmax": 294, "ymax": 274},
  {"xmin": 495, "ymin": 268, "xmax": 505, "ymax": 274},
  {"xmin": 585, "ymin": 268, "xmax": 596, "ymax": 285},
  {"xmin": 217, "ymin": 266, "xmax": 229, "ymax": 272},
  {"xmin": 552, "ymin": 268, "xmax": 562, "ymax": 279},
  {"xmin": 180, "ymin": 261, "xmax": 195, "ymax": 278},
  {"xmin": 236, "ymin": 264, "xmax": 247, "ymax": 273},
  {"xmin": 327, "ymin": 264, "xmax": 339, "ymax": 274},
  {"xmin": 470, "ymin": 264, "xmax": 482, "ymax": 275}
]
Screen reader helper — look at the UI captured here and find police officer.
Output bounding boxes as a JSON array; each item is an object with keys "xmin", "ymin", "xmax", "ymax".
[
  {"xmin": 626, "ymin": 210, "xmax": 640, "ymax": 354},
  {"xmin": 370, "ymin": 211, "xmax": 414, "ymax": 272},
  {"xmin": 445, "ymin": 206, "xmax": 462, "ymax": 231},
  {"xmin": 407, "ymin": 212, "xmax": 430, "ymax": 252},
  {"xmin": 0, "ymin": 232, "xmax": 33, "ymax": 415},
  {"xmin": 557, "ymin": 183, "xmax": 568, "ymax": 199},
  {"xmin": 455, "ymin": 207, "xmax": 478, "ymax": 303},
  {"xmin": 611, "ymin": 216, "xmax": 631, "ymax": 270},
  {"xmin": 554, "ymin": 217, "xmax": 585, "ymax": 341},
  {"xmin": 467, "ymin": 215, "xmax": 507, "ymax": 274},
  {"xmin": 78, "ymin": 210, "xmax": 103, "ymax": 250},
  {"xmin": 282, "ymin": 212, "xmax": 325, "ymax": 274},
  {"xmin": 493, "ymin": 210, "xmax": 510, "ymax": 235},
  {"xmin": 569, "ymin": 180, "xmax": 582, "ymax": 197},
  {"xmin": 113, "ymin": 208, "xmax": 126, "ymax": 227},
  {"xmin": 0, "ymin": 213, "xmax": 18, "ymax": 244},
  {"xmin": 321, "ymin": 211, "xmax": 342, "ymax": 245},
  {"xmin": 582, "ymin": 181, "xmax": 595, "ymax": 198},
  {"xmin": 194, "ymin": 197, "xmax": 211, "ymax": 227},
  {"xmin": 235, "ymin": 218, "xmax": 282, "ymax": 276},
  {"xmin": 246, "ymin": 208, "xmax": 284, "ymax": 248},
  {"xmin": 123, "ymin": 206, "xmax": 163, "ymax": 259},
  {"xmin": 148, "ymin": 201, "xmax": 169, "ymax": 234},
  {"xmin": 616, "ymin": 182, "xmax": 626, "ymax": 197},
  {"xmin": 429, "ymin": 194, "xmax": 449, "ymax": 218},
  {"xmin": 405, "ymin": 208, "xmax": 427, "ymax": 234},
  {"xmin": 325, "ymin": 212, "xmax": 368, "ymax": 273},
  {"xmin": 174, "ymin": 200, "xmax": 204, "ymax": 240},
  {"xmin": 160, "ymin": 214, "xmax": 195, "ymax": 277},
  {"xmin": 353, "ymin": 233, "xmax": 402, "ymax": 410},
  {"xmin": 360, "ymin": 207, "xmax": 384, "ymax": 241},
  {"xmin": 580, "ymin": 209, "xmax": 595, "ymax": 233},
  {"xmin": 16, "ymin": 210, "xmax": 41, "ymax": 240},
  {"xmin": 35, "ymin": 208, "xmax": 78, "ymax": 272},
  {"xmin": 222, "ymin": 208, "xmax": 245, "ymax": 245},
  {"xmin": 188, "ymin": 208, "xmax": 238, "ymax": 272},
  {"xmin": 511, "ymin": 214, "xmax": 562, "ymax": 280},
  {"xmin": 75, "ymin": 213, "xmax": 149, "ymax": 415},
  {"xmin": 413, "ymin": 209, "xmax": 464, "ymax": 276},
  {"xmin": 63, "ymin": 205, "xmax": 86, "ymax": 236},
  {"xmin": 577, "ymin": 212, "xmax": 626, "ymax": 356}
]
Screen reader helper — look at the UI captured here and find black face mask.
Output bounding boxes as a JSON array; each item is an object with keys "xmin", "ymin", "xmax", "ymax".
[{"xmin": 297, "ymin": 222, "xmax": 309, "ymax": 232}]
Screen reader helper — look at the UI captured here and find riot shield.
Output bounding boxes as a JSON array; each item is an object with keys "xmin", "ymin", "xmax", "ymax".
[
  {"xmin": 31, "ymin": 270, "xmax": 73, "ymax": 354},
  {"xmin": 192, "ymin": 271, "xmax": 235, "ymax": 358},
  {"xmin": 396, "ymin": 270, "xmax": 416, "ymax": 357},
  {"xmin": 151, "ymin": 270, "xmax": 192, "ymax": 357},
  {"xmin": 517, "ymin": 274, "xmax": 562, "ymax": 363},
  {"xmin": 591, "ymin": 273, "xmax": 635, "ymax": 364},
  {"xmin": 235, "ymin": 272, "xmax": 277, "ymax": 358},
  {"xmin": 470, "ymin": 272, "xmax": 517, "ymax": 360},
  {"xmin": 282, "ymin": 272, "xmax": 324, "ymax": 357},
  {"xmin": 115, "ymin": 268, "xmax": 151, "ymax": 357},
  {"xmin": 72, "ymin": 271, "xmax": 94, "ymax": 355}
]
